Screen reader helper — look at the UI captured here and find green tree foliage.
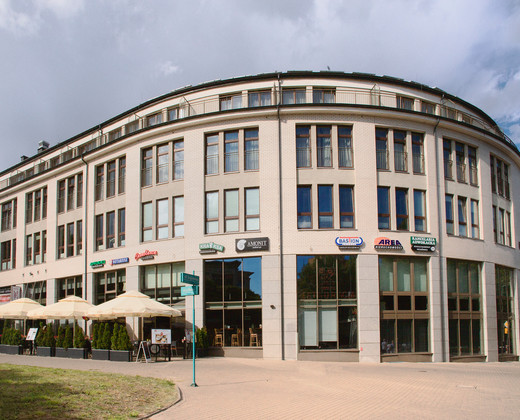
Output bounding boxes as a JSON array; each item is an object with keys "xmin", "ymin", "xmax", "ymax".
[
  {"xmin": 117, "ymin": 325, "xmax": 133, "ymax": 351},
  {"xmin": 42, "ymin": 323, "xmax": 56, "ymax": 348},
  {"xmin": 1, "ymin": 327, "xmax": 22, "ymax": 345},
  {"xmin": 56, "ymin": 325, "xmax": 65, "ymax": 348},
  {"xmin": 100, "ymin": 323, "xmax": 112, "ymax": 350},
  {"xmin": 73, "ymin": 322, "xmax": 86, "ymax": 349},
  {"xmin": 63, "ymin": 324, "xmax": 73, "ymax": 350},
  {"xmin": 35, "ymin": 322, "xmax": 45, "ymax": 347},
  {"xmin": 111, "ymin": 324, "xmax": 120, "ymax": 350},
  {"xmin": 92, "ymin": 323, "xmax": 99, "ymax": 349},
  {"xmin": 196, "ymin": 327, "xmax": 209, "ymax": 349}
]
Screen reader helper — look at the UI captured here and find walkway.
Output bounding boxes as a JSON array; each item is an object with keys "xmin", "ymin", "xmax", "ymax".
[{"xmin": 1, "ymin": 354, "xmax": 519, "ymax": 419}]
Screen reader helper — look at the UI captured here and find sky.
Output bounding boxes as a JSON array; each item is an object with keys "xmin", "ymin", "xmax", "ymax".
[{"xmin": 0, "ymin": 0, "xmax": 519, "ymax": 171}]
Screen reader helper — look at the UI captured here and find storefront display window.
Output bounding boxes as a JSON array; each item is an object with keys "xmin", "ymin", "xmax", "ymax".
[
  {"xmin": 95, "ymin": 270, "xmax": 126, "ymax": 304},
  {"xmin": 496, "ymin": 265, "xmax": 515, "ymax": 357},
  {"xmin": 379, "ymin": 256, "xmax": 429, "ymax": 355},
  {"xmin": 140, "ymin": 262, "xmax": 185, "ymax": 308},
  {"xmin": 297, "ymin": 255, "xmax": 357, "ymax": 350},
  {"xmin": 204, "ymin": 257, "xmax": 262, "ymax": 347},
  {"xmin": 57, "ymin": 276, "xmax": 83, "ymax": 300}
]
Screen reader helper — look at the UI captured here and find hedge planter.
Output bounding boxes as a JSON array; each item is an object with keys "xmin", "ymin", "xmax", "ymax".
[
  {"xmin": 110, "ymin": 350, "xmax": 132, "ymax": 362},
  {"xmin": 0, "ymin": 344, "xmax": 23, "ymax": 355},
  {"xmin": 55, "ymin": 347, "xmax": 88, "ymax": 359},
  {"xmin": 37, "ymin": 346, "xmax": 55, "ymax": 357},
  {"xmin": 91, "ymin": 349, "xmax": 110, "ymax": 360}
]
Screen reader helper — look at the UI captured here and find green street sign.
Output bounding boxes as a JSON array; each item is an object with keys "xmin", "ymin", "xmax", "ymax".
[
  {"xmin": 180, "ymin": 272, "xmax": 199, "ymax": 285},
  {"xmin": 181, "ymin": 285, "xmax": 199, "ymax": 296}
]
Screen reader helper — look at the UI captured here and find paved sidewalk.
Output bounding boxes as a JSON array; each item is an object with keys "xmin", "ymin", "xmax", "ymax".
[{"xmin": 2, "ymin": 354, "xmax": 520, "ymax": 419}]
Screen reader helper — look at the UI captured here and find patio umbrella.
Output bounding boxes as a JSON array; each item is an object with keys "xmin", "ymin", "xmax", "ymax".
[
  {"xmin": 0, "ymin": 298, "xmax": 43, "ymax": 319},
  {"xmin": 27, "ymin": 295, "xmax": 93, "ymax": 320},
  {"xmin": 86, "ymin": 290, "xmax": 182, "ymax": 319}
]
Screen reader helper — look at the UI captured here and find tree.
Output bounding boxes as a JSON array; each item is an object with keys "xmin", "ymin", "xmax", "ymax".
[
  {"xmin": 73, "ymin": 322, "xmax": 86, "ymax": 349},
  {"xmin": 42, "ymin": 323, "xmax": 56, "ymax": 348},
  {"xmin": 56, "ymin": 325, "xmax": 65, "ymax": 348},
  {"xmin": 118, "ymin": 325, "xmax": 133, "ymax": 351},
  {"xmin": 111, "ymin": 324, "xmax": 120, "ymax": 350},
  {"xmin": 101, "ymin": 323, "xmax": 112, "ymax": 350},
  {"xmin": 63, "ymin": 324, "xmax": 73, "ymax": 350},
  {"xmin": 92, "ymin": 323, "xmax": 99, "ymax": 349}
]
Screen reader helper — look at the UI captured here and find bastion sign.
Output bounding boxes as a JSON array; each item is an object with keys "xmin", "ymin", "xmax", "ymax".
[{"xmin": 335, "ymin": 237, "xmax": 363, "ymax": 248}]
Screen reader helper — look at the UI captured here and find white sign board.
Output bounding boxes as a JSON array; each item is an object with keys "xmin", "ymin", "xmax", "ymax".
[
  {"xmin": 27, "ymin": 328, "xmax": 38, "ymax": 341},
  {"xmin": 151, "ymin": 329, "xmax": 171, "ymax": 344}
]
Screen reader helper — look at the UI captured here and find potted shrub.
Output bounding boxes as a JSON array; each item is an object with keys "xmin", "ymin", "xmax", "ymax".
[
  {"xmin": 110, "ymin": 323, "xmax": 133, "ymax": 362},
  {"xmin": 36, "ymin": 323, "xmax": 55, "ymax": 357},
  {"xmin": 91, "ymin": 322, "xmax": 111, "ymax": 360},
  {"xmin": 56, "ymin": 323, "xmax": 88, "ymax": 359},
  {"xmin": 0, "ymin": 325, "xmax": 23, "ymax": 355},
  {"xmin": 196, "ymin": 327, "xmax": 210, "ymax": 358}
]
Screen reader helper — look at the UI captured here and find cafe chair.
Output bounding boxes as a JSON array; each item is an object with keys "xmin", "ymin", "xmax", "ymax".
[
  {"xmin": 214, "ymin": 329, "xmax": 223, "ymax": 347},
  {"xmin": 231, "ymin": 328, "xmax": 241, "ymax": 346},
  {"xmin": 249, "ymin": 328, "xmax": 259, "ymax": 347}
]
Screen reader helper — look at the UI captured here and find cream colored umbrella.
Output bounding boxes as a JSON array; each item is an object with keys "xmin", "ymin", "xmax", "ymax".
[
  {"xmin": 0, "ymin": 298, "xmax": 43, "ymax": 319},
  {"xmin": 86, "ymin": 290, "xmax": 182, "ymax": 319},
  {"xmin": 27, "ymin": 295, "xmax": 93, "ymax": 320}
]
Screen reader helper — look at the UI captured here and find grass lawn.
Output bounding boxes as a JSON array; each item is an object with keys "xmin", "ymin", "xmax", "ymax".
[{"xmin": 0, "ymin": 363, "xmax": 177, "ymax": 420}]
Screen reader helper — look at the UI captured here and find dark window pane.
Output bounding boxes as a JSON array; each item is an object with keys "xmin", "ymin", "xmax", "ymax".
[
  {"xmin": 337, "ymin": 256, "xmax": 356, "ymax": 298},
  {"xmin": 224, "ymin": 259, "xmax": 242, "ymax": 301},
  {"xmin": 317, "ymin": 256, "xmax": 336, "ymax": 299},
  {"xmin": 414, "ymin": 319, "xmax": 428, "ymax": 352},
  {"xmin": 449, "ymin": 319, "xmax": 459, "ymax": 356},
  {"xmin": 205, "ymin": 260, "xmax": 223, "ymax": 302},
  {"xmin": 381, "ymin": 295, "xmax": 394, "ymax": 311},
  {"xmin": 338, "ymin": 306, "xmax": 357, "ymax": 348},
  {"xmin": 415, "ymin": 295, "xmax": 428, "ymax": 311},
  {"xmin": 398, "ymin": 295, "xmax": 411, "ymax": 310},
  {"xmin": 397, "ymin": 319, "xmax": 412, "ymax": 353},
  {"xmin": 380, "ymin": 320, "xmax": 395, "ymax": 354}
]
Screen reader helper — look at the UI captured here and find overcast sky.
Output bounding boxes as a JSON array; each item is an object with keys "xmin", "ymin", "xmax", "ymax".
[{"xmin": 0, "ymin": 0, "xmax": 519, "ymax": 171}]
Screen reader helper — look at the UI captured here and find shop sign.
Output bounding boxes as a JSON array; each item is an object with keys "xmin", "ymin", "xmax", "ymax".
[
  {"xmin": 90, "ymin": 260, "xmax": 106, "ymax": 268},
  {"xmin": 411, "ymin": 236, "xmax": 437, "ymax": 252},
  {"xmin": 111, "ymin": 257, "xmax": 130, "ymax": 266},
  {"xmin": 335, "ymin": 237, "xmax": 363, "ymax": 248},
  {"xmin": 0, "ymin": 286, "xmax": 10, "ymax": 304},
  {"xmin": 236, "ymin": 237, "xmax": 269, "ymax": 252},
  {"xmin": 199, "ymin": 242, "xmax": 225, "ymax": 254},
  {"xmin": 135, "ymin": 250, "xmax": 158, "ymax": 261},
  {"xmin": 374, "ymin": 237, "xmax": 403, "ymax": 250}
]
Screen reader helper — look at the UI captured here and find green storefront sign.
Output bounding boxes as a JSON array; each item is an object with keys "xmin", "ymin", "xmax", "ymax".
[
  {"xmin": 410, "ymin": 236, "xmax": 437, "ymax": 252},
  {"xmin": 199, "ymin": 242, "xmax": 224, "ymax": 254}
]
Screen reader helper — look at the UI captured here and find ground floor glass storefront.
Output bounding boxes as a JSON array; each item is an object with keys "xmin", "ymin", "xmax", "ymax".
[
  {"xmin": 94, "ymin": 270, "xmax": 126, "ymax": 304},
  {"xmin": 379, "ymin": 256, "xmax": 429, "ymax": 355},
  {"xmin": 297, "ymin": 255, "xmax": 357, "ymax": 350},
  {"xmin": 496, "ymin": 265, "xmax": 516, "ymax": 357},
  {"xmin": 204, "ymin": 257, "xmax": 262, "ymax": 347}
]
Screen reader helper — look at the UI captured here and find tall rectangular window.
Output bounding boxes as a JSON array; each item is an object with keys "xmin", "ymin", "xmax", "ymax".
[
  {"xmin": 412, "ymin": 133, "xmax": 424, "ymax": 174},
  {"xmin": 173, "ymin": 140, "xmax": 184, "ymax": 180},
  {"xmin": 378, "ymin": 187, "xmax": 390, "ymax": 229},
  {"xmin": 496, "ymin": 159, "xmax": 504, "ymax": 195},
  {"xmin": 504, "ymin": 165, "xmax": 510, "ymax": 199},
  {"xmin": 34, "ymin": 232, "xmax": 41, "ymax": 264},
  {"xmin": 26, "ymin": 192, "xmax": 33, "ymax": 224},
  {"xmin": 25, "ymin": 235, "xmax": 33, "ymax": 266},
  {"xmin": 1, "ymin": 200, "xmax": 15, "ymax": 232},
  {"xmin": 318, "ymin": 185, "xmax": 333, "ymax": 229},
  {"xmin": 95, "ymin": 215, "xmax": 104, "ymax": 251},
  {"xmin": 297, "ymin": 186, "xmax": 312, "ymax": 229},
  {"xmin": 34, "ymin": 190, "xmax": 41, "ymax": 221},
  {"xmin": 444, "ymin": 140, "xmax": 452, "ymax": 179},
  {"xmin": 57, "ymin": 225, "xmax": 65, "ymax": 258},
  {"xmin": 206, "ymin": 134, "xmax": 219, "ymax": 175},
  {"xmin": 458, "ymin": 197, "xmax": 467, "ymax": 237},
  {"xmin": 498, "ymin": 209, "xmax": 505, "ymax": 245},
  {"xmin": 338, "ymin": 126, "xmax": 353, "ymax": 168},
  {"xmin": 205, "ymin": 192, "xmax": 219, "ymax": 234},
  {"xmin": 396, "ymin": 188, "xmax": 409, "ymax": 230},
  {"xmin": 248, "ymin": 90, "xmax": 271, "ymax": 107},
  {"xmin": 245, "ymin": 187, "xmax": 260, "ymax": 231},
  {"xmin": 95, "ymin": 166, "xmax": 104, "ymax": 200},
  {"xmin": 157, "ymin": 144, "xmax": 169, "ymax": 183},
  {"xmin": 224, "ymin": 131, "xmax": 239, "ymax": 173},
  {"xmin": 142, "ymin": 148, "xmax": 153, "ymax": 187},
  {"xmin": 317, "ymin": 126, "xmax": 332, "ymax": 167},
  {"xmin": 495, "ymin": 266, "xmax": 515, "ymax": 357},
  {"xmin": 76, "ymin": 221, "xmax": 82, "ymax": 255},
  {"xmin": 446, "ymin": 194, "xmax": 454, "ymax": 235},
  {"xmin": 66, "ymin": 222, "xmax": 74, "ymax": 257},
  {"xmin": 118, "ymin": 209, "xmax": 125, "ymax": 246},
  {"xmin": 118, "ymin": 158, "xmax": 125, "ymax": 194},
  {"xmin": 492, "ymin": 205, "xmax": 498, "ymax": 243},
  {"xmin": 106, "ymin": 211, "xmax": 115, "ymax": 248},
  {"xmin": 505, "ymin": 211, "xmax": 511, "ymax": 246},
  {"xmin": 413, "ymin": 190, "xmax": 426, "ymax": 232},
  {"xmin": 1, "ymin": 239, "xmax": 14, "ymax": 271},
  {"xmin": 156, "ymin": 199, "xmax": 169, "ymax": 239},
  {"xmin": 470, "ymin": 200, "xmax": 479, "ymax": 239},
  {"xmin": 376, "ymin": 128, "xmax": 388, "ymax": 170},
  {"xmin": 106, "ymin": 161, "xmax": 116, "ymax": 197},
  {"xmin": 58, "ymin": 180, "xmax": 66, "ymax": 212},
  {"xmin": 142, "ymin": 202, "xmax": 153, "ymax": 241},
  {"xmin": 468, "ymin": 146, "xmax": 478, "ymax": 185},
  {"xmin": 339, "ymin": 186, "xmax": 354, "ymax": 228},
  {"xmin": 244, "ymin": 129, "xmax": 259, "ymax": 171},
  {"xmin": 296, "ymin": 126, "xmax": 311, "ymax": 168},
  {"xmin": 456, "ymin": 142, "xmax": 466, "ymax": 182},
  {"xmin": 393, "ymin": 130, "xmax": 407, "ymax": 172},
  {"xmin": 225, "ymin": 189, "xmax": 239, "ymax": 232},
  {"xmin": 42, "ymin": 232, "xmax": 46, "ymax": 262},
  {"xmin": 173, "ymin": 196, "xmax": 184, "ymax": 237},
  {"xmin": 76, "ymin": 175, "xmax": 82, "ymax": 208}
]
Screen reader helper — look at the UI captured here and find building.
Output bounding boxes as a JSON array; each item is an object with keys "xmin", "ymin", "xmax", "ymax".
[{"xmin": 0, "ymin": 71, "xmax": 518, "ymax": 362}]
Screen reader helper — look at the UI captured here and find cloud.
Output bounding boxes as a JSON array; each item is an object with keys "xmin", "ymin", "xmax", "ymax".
[{"xmin": 158, "ymin": 61, "xmax": 181, "ymax": 77}]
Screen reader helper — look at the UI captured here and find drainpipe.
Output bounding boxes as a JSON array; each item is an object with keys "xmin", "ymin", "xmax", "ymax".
[
  {"xmin": 433, "ymin": 118, "xmax": 446, "ymax": 361},
  {"xmin": 277, "ymin": 73, "xmax": 285, "ymax": 360},
  {"xmin": 80, "ymin": 155, "xmax": 89, "ymax": 305}
]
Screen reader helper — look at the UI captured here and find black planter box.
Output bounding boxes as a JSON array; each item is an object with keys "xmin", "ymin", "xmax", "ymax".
[
  {"xmin": 0, "ymin": 344, "xmax": 23, "ymax": 355},
  {"xmin": 110, "ymin": 350, "xmax": 132, "ymax": 362},
  {"xmin": 37, "ymin": 346, "xmax": 55, "ymax": 357},
  {"xmin": 91, "ymin": 349, "xmax": 110, "ymax": 360},
  {"xmin": 55, "ymin": 347, "xmax": 88, "ymax": 359}
]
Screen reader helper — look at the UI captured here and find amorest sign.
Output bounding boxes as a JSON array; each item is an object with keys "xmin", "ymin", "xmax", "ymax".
[{"xmin": 236, "ymin": 237, "xmax": 269, "ymax": 252}]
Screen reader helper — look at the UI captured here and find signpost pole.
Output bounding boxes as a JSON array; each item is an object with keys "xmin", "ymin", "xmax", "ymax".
[{"xmin": 191, "ymin": 270, "xmax": 198, "ymax": 387}]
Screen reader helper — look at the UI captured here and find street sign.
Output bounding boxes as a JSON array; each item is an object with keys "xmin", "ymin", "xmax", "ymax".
[
  {"xmin": 181, "ymin": 285, "xmax": 199, "ymax": 296},
  {"xmin": 180, "ymin": 272, "xmax": 199, "ymax": 285}
]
